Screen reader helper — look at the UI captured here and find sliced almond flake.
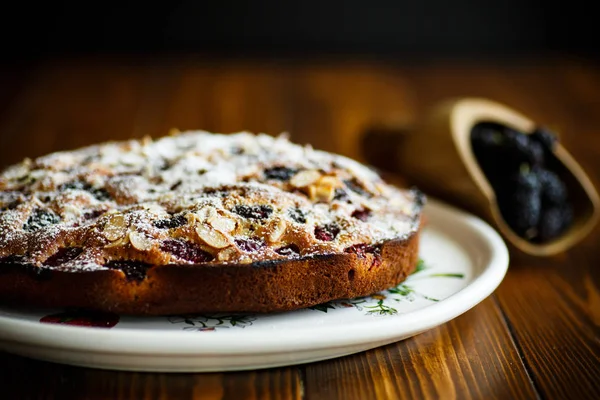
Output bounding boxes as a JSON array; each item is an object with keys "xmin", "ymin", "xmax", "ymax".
[
  {"xmin": 196, "ymin": 224, "xmax": 230, "ymax": 249},
  {"xmin": 318, "ymin": 175, "xmax": 344, "ymax": 188},
  {"xmin": 314, "ymin": 184, "xmax": 335, "ymax": 203},
  {"xmin": 217, "ymin": 246, "xmax": 238, "ymax": 261},
  {"xmin": 209, "ymin": 216, "xmax": 236, "ymax": 234},
  {"xmin": 61, "ymin": 204, "xmax": 83, "ymax": 219},
  {"xmin": 129, "ymin": 231, "xmax": 153, "ymax": 251},
  {"xmin": 105, "ymin": 235, "xmax": 130, "ymax": 248},
  {"xmin": 268, "ymin": 218, "xmax": 288, "ymax": 243},
  {"xmin": 141, "ymin": 135, "xmax": 153, "ymax": 146},
  {"xmin": 290, "ymin": 169, "xmax": 321, "ymax": 188},
  {"xmin": 194, "ymin": 205, "xmax": 218, "ymax": 222},
  {"xmin": 307, "ymin": 185, "xmax": 318, "ymax": 201},
  {"xmin": 102, "ymin": 214, "xmax": 128, "ymax": 241},
  {"xmin": 142, "ymin": 203, "xmax": 167, "ymax": 216}
]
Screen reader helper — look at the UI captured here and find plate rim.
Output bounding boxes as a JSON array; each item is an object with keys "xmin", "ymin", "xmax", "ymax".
[{"xmin": 0, "ymin": 199, "xmax": 509, "ymax": 356}]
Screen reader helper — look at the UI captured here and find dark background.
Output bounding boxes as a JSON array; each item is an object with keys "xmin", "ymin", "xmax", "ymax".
[{"xmin": 0, "ymin": 1, "xmax": 597, "ymax": 62}]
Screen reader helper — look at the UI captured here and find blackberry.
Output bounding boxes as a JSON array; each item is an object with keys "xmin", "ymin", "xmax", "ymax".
[
  {"xmin": 471, "ymin": 123, "xmax": 511, "ymax": 180},
  {"xmin": 233, "ymin": 205, "xmax": 273, "ymax": 219},
  {"xmin": 504, "ymin": 128, "xmax": 531, "ymax": 152},
  {"xmin": 512, "ymin": 166, "xmax": 542, "ymax": 193},
  {"xmin": 503, "ymin": 128, "xmax": 545, "ymax": 168},
  {"xmin": 43, "ymin": 247, "xmax": 83, "ymax": 267},
  {"xmin": 105, "ymin": 260, "xmax": 152, "ymax": 281},
  {"xmin": 153, "ymin": 214, "xmax": 187, "ymax": 229},
  {"xmin": 500, "ymin": 194, "xmax": 541, "ymax": 237},
  {"xmin": 160, "ymin": 239, "xmax": 213, "ymax": 263},
  {"xmin": 530, "ymin": 127, "xmax": 558, "ymax": 152},
  {"xmin": 471, "ymin": 122, "xmax": 504, "ymax": 148},
  {"xmin": 314, "ymin": 223, "xmax": 340, "ymax": 241},
  {"xmin": 23, "ymin": 209, "xmax": 61, "ymax": 232},
  {"xmin": 497, "ymin": 169, "xmax": 542, "ymax": 238},
  {"xmin": 528, "ymin": 141, "xmax": 544, "ymax": 167},
  {"xmin": 275, "ymin": 244, "xmax": 300, "ymax": 256},
  {"xmin": 537, "ymin": 204, "xmax": 572, "ymax": 242},
  {"xmin": 472, "ymin": 122, "xmax": 545, "ymax": 172},
  {"xmin": 538, "ymin": 169, "xmax": 567, "ymax": 205},
  {"xmin": 288, "ymin": 207, "xmax": 307, "ymax": 224},
  {"xmin": 264, "ymin": 166, "xmax": 298, "ymax": 181}
]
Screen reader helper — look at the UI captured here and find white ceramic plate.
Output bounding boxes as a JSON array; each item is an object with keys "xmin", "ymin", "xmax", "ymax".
[{"xmin": 0, "ymin": 199, "xmax": 509, "ymax": 372}]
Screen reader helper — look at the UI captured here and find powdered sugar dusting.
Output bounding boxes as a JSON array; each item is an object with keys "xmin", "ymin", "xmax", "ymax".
[{"xmin": 0, "ymin": 131, "xmax": 423, "ymax": 271}]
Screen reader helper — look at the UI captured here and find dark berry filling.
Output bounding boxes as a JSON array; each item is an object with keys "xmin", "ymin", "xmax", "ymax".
[
  {"xmin": 235, "ymin": 238, "xmax": 265, "ymax": 252},
  {"xmin": 170, "ymin": 180, "xmax": 183, "ymax": 190},
  {"xmin": 83, "ymin": 209, "xmax": 106, "ymax": 220},
  {"xmin": 59, "ymin": 180, "xmax": 91, "ymax": 192},
  {"xmin": 233, "ymin": 205, "xmax": 273, "ymax": 219},
  {"xmin": 264, "ymin": 166, "xmax": 298, "ymax": 181},
  {"xmin": 44, "ymin": 247, "xmax": 83, "ymax": 267},
  {"xmin": 314, "ymin": 223, "xmax": 340, "ymax": 241},
  {"xmin": 105, "ymin": 260, "xmax": 152, "ymax": 281},
  {"xmin": 59, "ymin": 181, "xmax": 111, "ymax": 201},
  {"xmin": 344, "ymin": 178, "xmax": 370, "ymax": 197},
  {"xmin": 160, "ymin": 239, "xmax": 213, "ymax": 263},
  {"xmin": 275, "ymin": 244, "xmax": 300, "ymax": 256},
  {"xmin": 0, "ymin": 199, "xmax": 19, "ymax": 211},
  {"xmin": 351, "ymin": 209, "xmax": 371, "ymax": 221},
  {"xmin": 344, "ymin": 243, "xmax": 380, "ymax": 257},
  {"xmin": 0, "ymin": 255, "xmax": 27, "ymax": 265},
  {"xmin": 23, "ymin": 209, "xmax": 61, "ymax": 232},
  {"xmin": 345, "ymin": 243, "xmax": 382, "ymax": 269},
  {"xmin": 288, "ymin": 207, "xmax": 307, "ymax": 224},
  {"xmin": 92, "ymin": 188, "xmax": 112, "ymax": 201},
  {"xmin": 153, "ymin": 214, "xmax": 187, "ymax": 229},
  {"xmin": 333, "ymin": 188, "xmax": 349, "ymax": 201}
]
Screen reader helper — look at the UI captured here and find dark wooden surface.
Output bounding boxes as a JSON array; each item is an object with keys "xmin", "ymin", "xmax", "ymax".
[{"xmin": 0, "ymin": 56, "xmax": 599, "ymax": 399}]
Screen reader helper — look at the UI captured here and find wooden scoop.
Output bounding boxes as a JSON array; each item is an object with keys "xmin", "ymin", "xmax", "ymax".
[{"xmin": 362, "ymin": 97, "xmax": 599, "ymax": 256}]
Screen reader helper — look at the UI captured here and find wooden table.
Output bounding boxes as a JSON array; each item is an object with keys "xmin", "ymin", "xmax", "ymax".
[{"xmin": 0, "ymin": 56, "xmax": 598, "ymax": 399}]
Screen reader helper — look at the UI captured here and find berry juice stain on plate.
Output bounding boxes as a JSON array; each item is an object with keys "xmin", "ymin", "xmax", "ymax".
[{"xmin": 40, "ymin": 310, "xmax": 120, "ymax": 328}]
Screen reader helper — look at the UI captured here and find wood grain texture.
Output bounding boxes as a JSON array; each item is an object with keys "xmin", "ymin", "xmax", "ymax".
[
  {"xmin": 1, "ymin": 56, "xmax": 599, "ymax": 399},
  {"xmin": 303, "ymin": 298, "xmax": 537, "ymax": 400}
]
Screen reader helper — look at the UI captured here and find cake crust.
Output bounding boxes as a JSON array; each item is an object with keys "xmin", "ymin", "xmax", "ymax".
[{"xmin": 0, "ymin": 230, "xmax": 419, "ymax": 314}]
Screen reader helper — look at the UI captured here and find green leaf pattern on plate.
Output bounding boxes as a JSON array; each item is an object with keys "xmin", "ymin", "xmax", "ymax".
[
  {"xmin": 168, "ymin": 314, "xmax": 257, "ymax": 331},
  {"xmin": 309, "ymin": 258, "xmax": 465, "ymax": 315}
]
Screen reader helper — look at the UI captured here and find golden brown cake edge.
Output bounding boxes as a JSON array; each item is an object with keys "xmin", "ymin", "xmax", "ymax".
[{"xmin": 0, "ymin": 226, "xmax": 420, "ymax": 315}]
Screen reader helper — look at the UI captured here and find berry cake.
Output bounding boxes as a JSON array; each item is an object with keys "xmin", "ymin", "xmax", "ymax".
[{"xmin": 0, "ymin": 131, "xmax": 424, "ymax": 314}]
